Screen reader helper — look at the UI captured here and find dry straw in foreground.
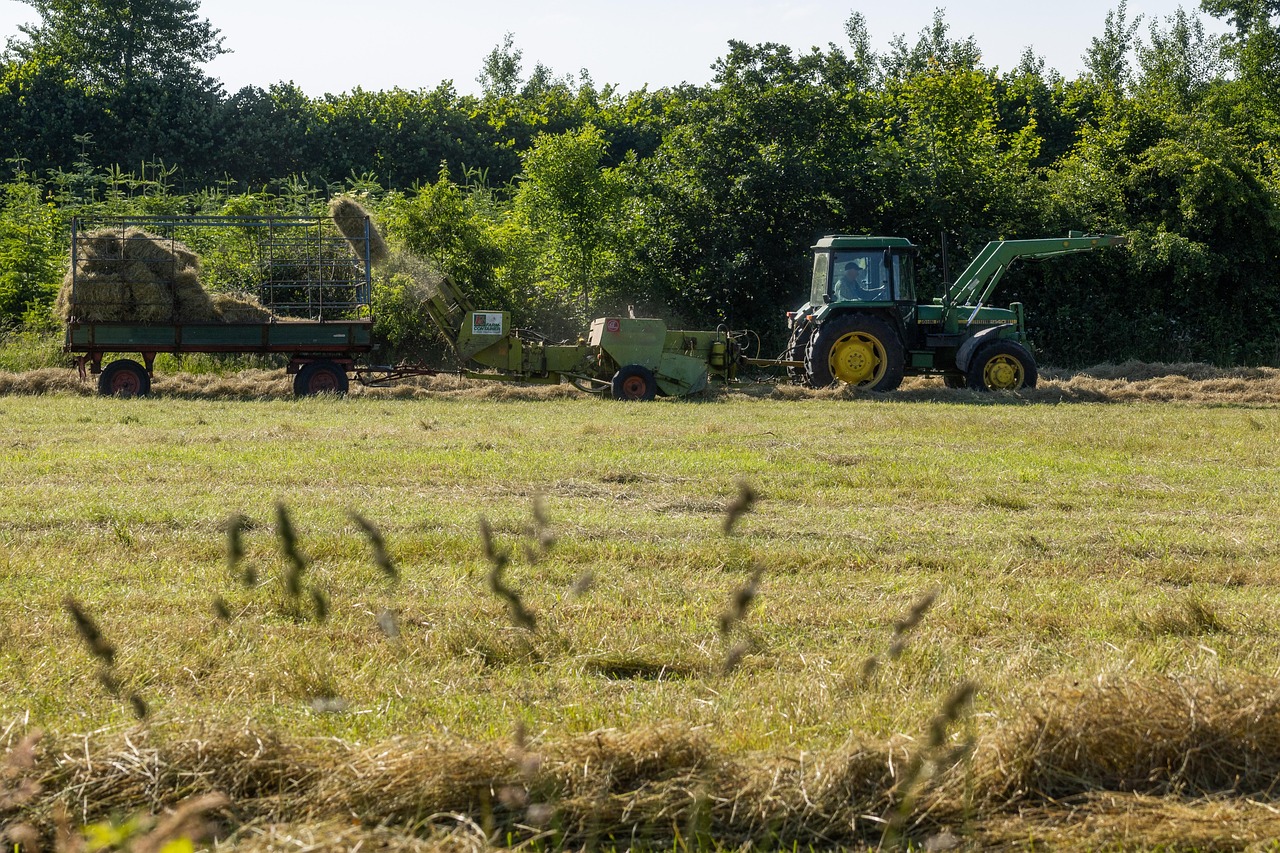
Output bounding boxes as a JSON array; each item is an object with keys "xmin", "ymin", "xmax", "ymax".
[{"xmin": 13, "ymin": 674, "xmax": 1280, "ymax": 848}]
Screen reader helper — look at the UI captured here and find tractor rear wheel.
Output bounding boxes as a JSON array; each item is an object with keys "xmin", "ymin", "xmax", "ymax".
[
  {"xmin": 610, "ymin": 364, "xmax": 657, "ymax": 401},
  {"xmin": 785, "ymin": 321, "xmax": 813, "ymax": 385},
  {"xmin": 805, "ymin": 313, "xmax": 905, "ymax": 391},
  {"xmin": 98, "ymin": 359, "xmax": 151, "ymax": 397},
  {"xmin": 965, "ymin": 341, "xmax": 1037, "ymax": 392},
  {"xmin": 294, "ymin": 361, "xmax": 350, "ymax": 396}
]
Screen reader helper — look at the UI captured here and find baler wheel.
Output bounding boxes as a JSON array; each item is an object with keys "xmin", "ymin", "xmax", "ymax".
[
  {"xmin": 98, "ymin": 359, "xmax": 151, "ymax": 397},
  {"xmin": 965, "ymin": 341, "xmax": 1038, "ymax": 391},
  {"xmin": 610, "ymin": 364, "xmax": 657, "ymax": 401}
]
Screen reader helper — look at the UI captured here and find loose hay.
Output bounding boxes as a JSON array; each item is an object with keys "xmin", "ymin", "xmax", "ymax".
[
  {"xmin": 330, "ymin": 196, "xmax": 390, "ymax": 267},
  {"xmin": 971, "ymin": 674, "xmax": 1280, "ymax": 804},
  {"xmin": 212, "ymin": 292, "xmax": 278, "ymax": 323},
  {"xmin": 13, "ymin": 675, "xmax": 1280, "ymax": 848}
]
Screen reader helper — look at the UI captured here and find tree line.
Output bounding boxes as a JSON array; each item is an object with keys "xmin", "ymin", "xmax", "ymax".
[{"xmin": 0, "ymin": 0, "xmax": 1278, "ymax": 367}]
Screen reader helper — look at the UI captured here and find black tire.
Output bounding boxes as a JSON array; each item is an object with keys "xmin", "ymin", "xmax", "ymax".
[
  {"xmin": 294, "ymin": 361, "xmax": 351, "ymax": 396},
  {"xmin": 804, "ymin": 313, "xmax": 905, "ymax": 391},
  {"xmin": 965, "ymin": 340, "xmax": 1038, "ymax": 391},
  {"xmin": 610, "ymin": 364, "xmax": 657, "ymax": 401},
  {"xmin": 942, "ymin": 374, "xmax": 967, "ymax": 389},
  {"xmin": 98, "ymin": 359, "xmax": 151, "ymax": 397},
  {"xmin": 785, "ymin": 321, "xmax": 814, "ymax": 385}
]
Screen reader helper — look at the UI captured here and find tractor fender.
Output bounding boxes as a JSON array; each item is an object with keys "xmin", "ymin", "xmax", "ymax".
[{"xmin": 955, "ymin": 325, "xmax": 1014, "ymax": 373}]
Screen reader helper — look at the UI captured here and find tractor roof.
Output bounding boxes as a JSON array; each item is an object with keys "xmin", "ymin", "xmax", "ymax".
[{"xmin": 813, "ymin": 235, "xmax": 917, "ymax": 250}]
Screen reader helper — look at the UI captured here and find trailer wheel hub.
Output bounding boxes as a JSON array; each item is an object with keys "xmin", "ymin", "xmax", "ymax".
[{"xmin": 829, "ymin": 331, "xmax": 886, "ymax": 386}]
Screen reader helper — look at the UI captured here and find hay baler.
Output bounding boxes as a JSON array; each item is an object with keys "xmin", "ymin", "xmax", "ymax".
[{"xmin": 424, "ymin": 277, "xmax": 741, "ymax": 400}]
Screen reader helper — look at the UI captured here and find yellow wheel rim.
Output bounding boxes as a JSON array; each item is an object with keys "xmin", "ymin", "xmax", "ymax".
[
  {"xmin": 983, "ymin": 354, "xmax": 1025, "ymax": 390},
  {"xmin": 829, "ymin": 331, "xmax": 887, "ymax": 386}
]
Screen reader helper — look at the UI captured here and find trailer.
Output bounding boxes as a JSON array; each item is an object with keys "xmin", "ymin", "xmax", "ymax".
[{"xmin": 61, "ymin": 215, "xmax": 438, "ymax": 397}]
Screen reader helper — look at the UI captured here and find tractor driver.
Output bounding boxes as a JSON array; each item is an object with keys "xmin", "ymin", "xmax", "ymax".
[{"xmin": 834, "ymin": 259, "xmax": 884, "ymax": 301}]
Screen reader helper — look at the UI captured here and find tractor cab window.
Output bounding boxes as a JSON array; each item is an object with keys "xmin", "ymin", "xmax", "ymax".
[
  {"xmin": 892, "ymin": 252, "xmax": 916, "ymax": 301},
  {"xmin": 809, "ymin": 252, "xmax": 830, "ymax": 305},
  {"xmin": 830, "ymin": 250, "xmax": 890, "ymax": 302}
]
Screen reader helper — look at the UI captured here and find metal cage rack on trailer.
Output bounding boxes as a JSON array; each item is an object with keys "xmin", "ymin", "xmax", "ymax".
[{"xmin": 66, "ymin": 215, "xmax": 373, "ymax": 323}]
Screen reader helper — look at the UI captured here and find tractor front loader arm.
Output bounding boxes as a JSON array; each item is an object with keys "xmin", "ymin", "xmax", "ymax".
[{"xmin": 945, "ymin": 233, "xmax": 1127, "ymax": 310}]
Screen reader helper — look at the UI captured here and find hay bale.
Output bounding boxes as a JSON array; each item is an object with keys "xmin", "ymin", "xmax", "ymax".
[
  {"xmin": 329, "ymin": 196, "xmax": 390, "ymax": 266},
  {"xmin": 61, "ymin": 227, "xmax": 208, "ymax": 323},
  {"xmin": 57, "ymin": 270, "xmax": 132, "ymax": 323}
]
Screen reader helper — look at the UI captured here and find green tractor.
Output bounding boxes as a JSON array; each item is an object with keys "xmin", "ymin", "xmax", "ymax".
[{"xmin": 785, "ymin": 232, "xmax": 1127, "ymax": 391}]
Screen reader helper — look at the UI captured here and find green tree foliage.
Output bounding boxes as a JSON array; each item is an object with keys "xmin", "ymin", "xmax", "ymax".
[
  {"xmin": 1136, "ymin": 8, "xmax": 1228, "ymax": 111},
  {"xmin": 1082, "ymin": 0, "xmax": 1144, "ymax": 94},
  {"xmin": 0, "ymin": 165, "xmax": 61, "ymax": 327},
  {"xmin": 632, "ymin": 41, "xmax": 870, "ymax": 337},
  {"xmin": 513, "ymin": 124, "xmax": 626, "ymax": 327},
  {"xmin": 385, "ymin": 165, "xmax": 505, "ymax": 306},
  {"xmin": 6, "ymin": 0, "xmax": 226, "ymax": 90}
]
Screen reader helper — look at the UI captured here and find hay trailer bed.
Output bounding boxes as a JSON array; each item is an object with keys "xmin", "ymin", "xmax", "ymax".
[
  {"xmin": 60, "ymin": 214, "xmax": 426, "ymax": 397},
  {"xmin": 67, "ymin": 320, "xmax": 384, "ymax": 396}
]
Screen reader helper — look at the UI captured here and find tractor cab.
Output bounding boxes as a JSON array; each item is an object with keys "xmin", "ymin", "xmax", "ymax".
[{"xmin": 810, "ymin": 237, "xmax": 918, "ymax": 307}]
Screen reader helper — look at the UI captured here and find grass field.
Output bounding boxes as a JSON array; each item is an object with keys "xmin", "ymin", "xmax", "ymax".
[{"xmin": 2, "ymin": 368, "xmax": 1280, "ymax": 850}]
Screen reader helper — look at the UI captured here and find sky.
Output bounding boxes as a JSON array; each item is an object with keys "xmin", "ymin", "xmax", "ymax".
[{"xmin": 0, "ymin": 1, "xmax": 1228, "ymax": 97}]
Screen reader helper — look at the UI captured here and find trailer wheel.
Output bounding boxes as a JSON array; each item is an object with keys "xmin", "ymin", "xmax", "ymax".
[
  {"xmin": 805, "ymin": 313, "xmax": 904, "ymax": 391},
  {"xmin": 610, "ymin": 364, "xmax": 657, "ymax": 401},
  {"xmin": 294, "ymin": 361, "xmax": 351, "ymax": 396},
  {"xmin": 785, "ymin": 322, "xmax": 814, "ymax": 385},
  {"xmin": 965, "ymin": 341, "xmax": 1037, "ymax": 392},
  {"xmin": 98, "ymin": 359, "xmax": 151, "ymax": 397}
]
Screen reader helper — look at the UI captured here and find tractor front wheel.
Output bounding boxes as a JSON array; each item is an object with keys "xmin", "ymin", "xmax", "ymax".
[
  {"xmin": 805, "ymin": 313, "xmax": 905, "ymax": 391},
  {"xmin": 294, "ymin": 361, "xmax": 351, "ymax": 397},
  {"xmin": 610, "ymin": 364, "xmax": 657, "ymax": 401},
  {"xmin": 98, "ymin": 359, "xmax": 151, "ymax": 397},
  {"xmin": 965, "ymin": 341, "xmax": 1038, "ymax": 392}
]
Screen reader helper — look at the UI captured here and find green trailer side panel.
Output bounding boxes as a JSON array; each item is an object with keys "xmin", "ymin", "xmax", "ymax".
[
  {"xmin": 68, "ymin": 325, "xmax": 177, "ymax": 347},
  {"xmin": 65, "ymin": 321, "xmax": 372, "ymax": 352},
  {"xmin": 267, "ymin": 323, "xmax": 370, "ymax": 346},
  {"xmin": 182, "ymin": 325, "xmax": 263, "ymax": 346}
]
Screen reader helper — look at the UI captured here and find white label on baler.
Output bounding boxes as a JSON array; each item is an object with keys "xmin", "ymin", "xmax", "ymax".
[{"xmin": 471, "ymin": 313, "xmax": 504, "ymax": 336}]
